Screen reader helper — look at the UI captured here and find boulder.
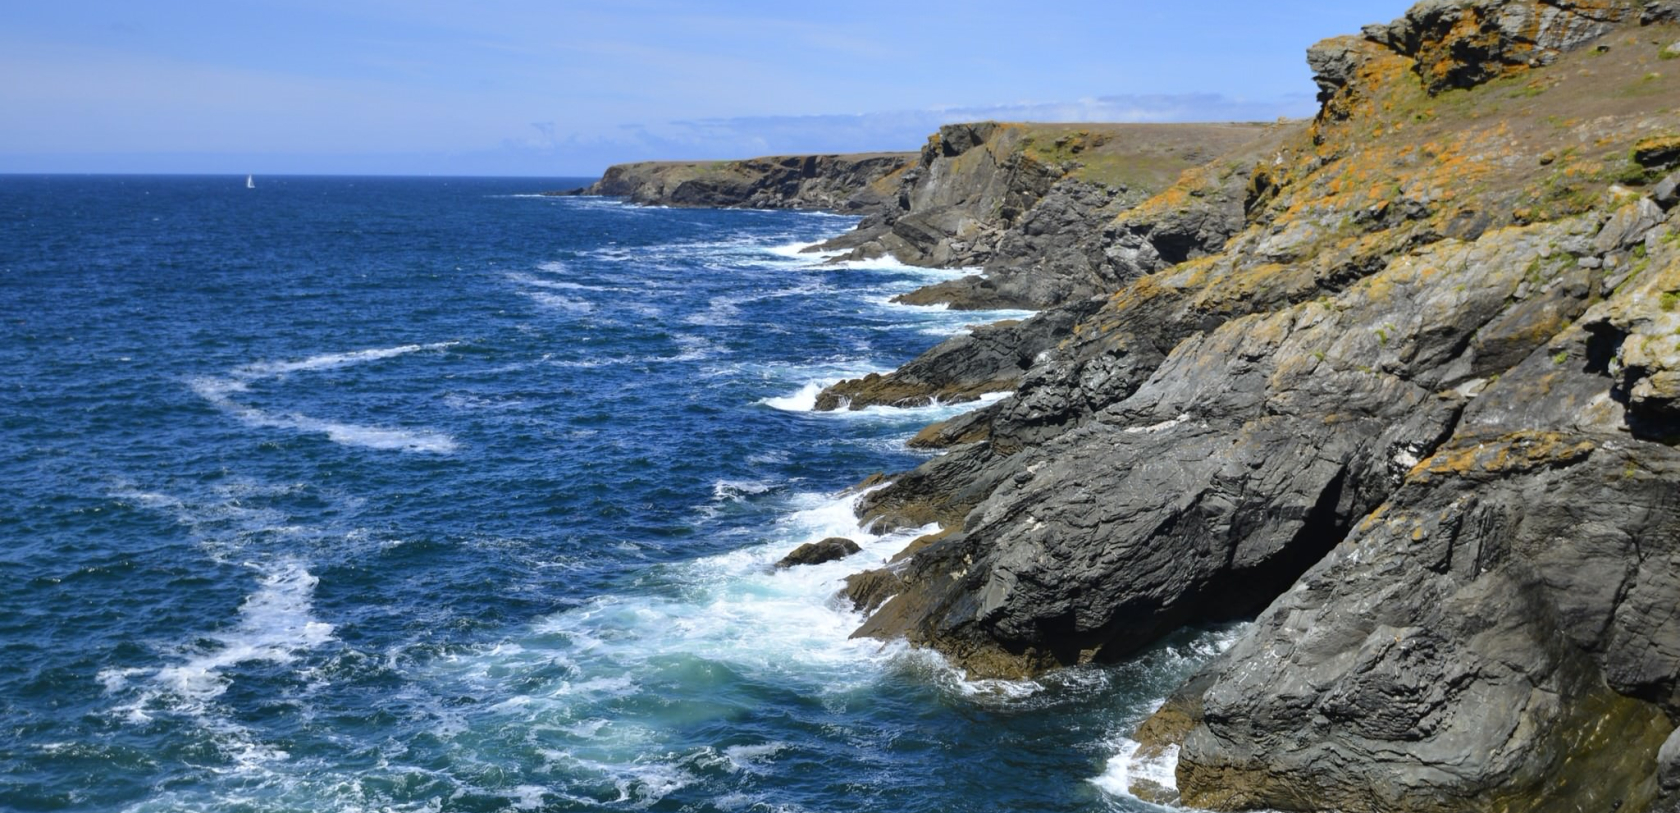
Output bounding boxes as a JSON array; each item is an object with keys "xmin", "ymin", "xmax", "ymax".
[
  {"xmin": 774, "ymin": 537, "xmax": 861, "ymax": 569},
  {"xmin": 1653, "ymin": 173, "xmax": 1680, "ymax": 210}
]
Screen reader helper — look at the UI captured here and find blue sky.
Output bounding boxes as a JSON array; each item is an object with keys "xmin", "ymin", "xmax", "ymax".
[{"xmin": 1, "ymin": 1, "xmax": 1405, "ymax": 177}]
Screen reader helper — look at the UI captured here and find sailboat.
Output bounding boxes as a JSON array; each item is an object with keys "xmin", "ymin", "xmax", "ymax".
[{"xmin": 246, "ymin": 174, "xmax": 255, "ymax": 189}]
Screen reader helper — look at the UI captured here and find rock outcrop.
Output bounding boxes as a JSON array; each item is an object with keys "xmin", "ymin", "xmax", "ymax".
[
  {"xmin": 1363, "ymin": 0, "xmax": 1641, "ymax": 93},
  {"xmin": 557, "ymin": 152, "xmax": 914, "ymax": 213},
  {"xmin": 813, "ymin": 299, "xmax": 1105, "ymax": 411}
]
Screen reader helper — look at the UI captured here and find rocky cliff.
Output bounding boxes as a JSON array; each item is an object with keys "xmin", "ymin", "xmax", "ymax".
[
  {"xmin": 813, "ymin": 121, "xmax": 1289, "ymax": 310},
  {"xmin": 557, "ymin": 152, "xmax": 914, "ymax": 212},
  {"xmin": 812, "ymin": 122, "xmax": 1300, "ymax": 411},
  {"xmin": 819, "ymin": 0, "xmax": 1680, "ymax": 810},
  {"xmin": 572, "ymin": 1, "xmax": 1680, "ymax": 806}
]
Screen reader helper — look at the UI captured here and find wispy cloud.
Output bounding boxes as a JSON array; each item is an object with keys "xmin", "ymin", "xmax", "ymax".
[{"xmin": 0, "ymin": 92, "xmax": 1312, "ymax": 177}]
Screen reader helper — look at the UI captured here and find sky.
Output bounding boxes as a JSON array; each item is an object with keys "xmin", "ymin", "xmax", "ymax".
[{"xmin": 0, "ymin": 1, "xmax": 1407, "ymax": 177}]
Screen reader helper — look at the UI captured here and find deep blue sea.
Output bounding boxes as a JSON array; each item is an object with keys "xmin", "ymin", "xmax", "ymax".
[{"xmin": 0, "ymin": 175, "xmax": 1233, "ymax": 812}]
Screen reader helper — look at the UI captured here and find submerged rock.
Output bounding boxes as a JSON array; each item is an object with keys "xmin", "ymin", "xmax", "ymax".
[{"xmin": 774, "ymin": 537, "xmax": 861, "ymax": 569}]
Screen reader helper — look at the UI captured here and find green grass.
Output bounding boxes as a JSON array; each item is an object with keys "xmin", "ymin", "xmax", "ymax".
[{"xmin": 1614, "ymin": 73, "xmax": 1670, "ymax": 99}]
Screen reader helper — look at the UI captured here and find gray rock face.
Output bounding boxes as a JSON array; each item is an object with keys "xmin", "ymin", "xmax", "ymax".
[
  {"xmin": 1154, "ymin": 432, "xmax": 1678, "ymax": 812},
  {"xmin": 1120, "ymin": 191, "xmax": 1680, "ymax": 810},
  {"xmin": 1647, "ymin": 0, "xmax": 1680, "ymax": 24},
  {"xmin": 824, "ymin": 121, "xmax": 1289, "ymax": 311}
]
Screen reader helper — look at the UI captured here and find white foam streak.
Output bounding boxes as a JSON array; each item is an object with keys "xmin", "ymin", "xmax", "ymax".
[
  {"xmin": 506, "ymin": 271, "xmax": 608, "ymax": 292},
  {"xmin": 101, "ymin": 560, "xmax": 334, "ymax": 777},
  {"xmin": 762, "ymin": 381, "xmax": 1010, "ymax": 422},
  {"xmin": 192, "ymin": 342, "xmax": 458, "ymax": 454},
  {"xmin": 766, "ymin": 240, "xmax": 843, "ymax": 260},
  {"xmin": 827, "ymin": 256, "xmax": 978, "ymax": 280},
  {"xmin": 232, "ymin": 342, "xmax": 456, "ymax": 378},
  {"xmin": 151, "ymin": 561, "xmax": 335, "ymax": 703},
  {"xmin": 520, "ymin": 290, "xmax": 596, "ymax": 313},
  {"xmin": 1089, "ymin": 626, "xmax": 1249, "ymax": 806}
]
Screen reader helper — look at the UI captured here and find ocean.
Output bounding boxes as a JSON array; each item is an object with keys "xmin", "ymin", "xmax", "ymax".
[{"xmin": 0, "ymin": 175, "xmax": 1234, "ymax": 812}]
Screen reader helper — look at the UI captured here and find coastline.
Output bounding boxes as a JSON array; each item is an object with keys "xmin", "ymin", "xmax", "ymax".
[{"xmin": 566, "ymin": 0, "xmax": 1680, "ymax": 808}]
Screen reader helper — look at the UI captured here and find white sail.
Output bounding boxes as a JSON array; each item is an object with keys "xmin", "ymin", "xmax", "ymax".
[{"xmin": 246, "ymin": 175, "xmax": 255, "ymax": 189}]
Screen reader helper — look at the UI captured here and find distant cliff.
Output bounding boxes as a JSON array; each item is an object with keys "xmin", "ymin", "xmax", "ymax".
[
  {"xmin": 555, "ymin": 152, "xmax": 913, "ymax": 213},
  {"xmin": 814, "ymin": 120, "xmax": 1290, "ymax": 309},
  {"xmin": 568, "ymin": 122, "xmax": 1293, "ymax": 312}
]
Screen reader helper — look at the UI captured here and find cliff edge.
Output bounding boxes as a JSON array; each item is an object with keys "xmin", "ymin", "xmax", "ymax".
[{"xmin": 556, "ymin": 152, "xmax": 914, "ymax": 213}]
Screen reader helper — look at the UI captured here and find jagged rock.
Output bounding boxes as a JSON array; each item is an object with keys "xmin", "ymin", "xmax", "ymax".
[
  {"xmin": 823, "ymin": 121, "xmax": 1287, "ymax": 309},
  {"xmin": 775, "ymin": 537, "xmax": 861, "ymax": 568},
  {"xmin": 1637, "ymin": 136, "xmax": 1680, "ymax": 173},
  {"xmin": 1575, "ymin": 225, "xmax": 1680, "ymax": 438},
  {"xmin": 907, "ymin": 402, "xmax": 1000, "ymax": 449},
  {"xmin": 1146, "ymin": 433, "xmax": 1678, "ymax": 813},
  {"xmin": 1363, "ymin": 0, "xmax": 1640, "ymax": 94},
  {"xmin": 1595, "ymin": 197, "xmax": 1667, "ymax": 252},
  {"xmin": 852, "ymin": 219, "xmax": 1598, "ymax": 678},
  {"xmin": 1654, "ymin": 173, "xmax": 1680, "ymax": 209},
  {"xmin": 1646, "ymin": 1, "xmax": 1680, "ymax": 25},
  {"xmin": 814, "ymin": 299, "xmax": 1104, "ymax": 411},
  {"xmin": 1308, "ymin": 35, "xmax": 1383, "ymax": 109},
  {"xmin": 841, "ymin": 568, "xmax": 905, "ymax": 614},
  {"xmin": 1128, "ymin": 150, "xmax": 1680, "ymax": 813},
  {"xmin": 1660, "ymin": 731, "xmax": 1680, "ymax": 804}
]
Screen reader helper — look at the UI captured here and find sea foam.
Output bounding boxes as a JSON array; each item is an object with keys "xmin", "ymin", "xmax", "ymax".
[
  {"xmin": 1088, "ymin": 625, "xmax": 1249, "ymax": 805},
  {"xmin": 193, "ymin": 342, "xmax": 458, "ymax": 454}
]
